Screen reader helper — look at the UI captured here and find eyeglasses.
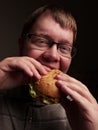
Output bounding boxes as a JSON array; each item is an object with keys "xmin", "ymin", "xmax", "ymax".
[{"xmin": 25, "ymin": 33, "xmax": 76, "ymax": 58}]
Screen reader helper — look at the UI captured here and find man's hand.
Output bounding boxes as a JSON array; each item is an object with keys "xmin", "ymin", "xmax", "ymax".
[
  {"xmin": 0, "ymin": 56, "xmax": 49, "ymax": 89},
  {"xmin": 56, "ymin": 73, "xmax": 98, "ymax": 130}
]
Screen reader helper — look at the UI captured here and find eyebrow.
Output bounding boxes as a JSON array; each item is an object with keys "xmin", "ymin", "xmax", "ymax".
[{"xmin": 59, "ymin": 40, "xmax": 73, "ymax": 46}]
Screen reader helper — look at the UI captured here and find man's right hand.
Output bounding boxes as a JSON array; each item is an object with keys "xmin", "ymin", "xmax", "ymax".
[{"xmin": 0, "ymin": 56, "xmax": 49, "ymax": 90}]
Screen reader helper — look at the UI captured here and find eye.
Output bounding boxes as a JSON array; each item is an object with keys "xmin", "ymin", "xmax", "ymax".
[
  {"xmin": 31, "ymin": 36, "xmax": 49, "ymax": 47},
  {"xmin": 36, "ymin": 38, "xmax": 45, "ymax": 44},
  {"xmin": 59, "ymin": 44, "xmax": 72, "ymax": 53}
]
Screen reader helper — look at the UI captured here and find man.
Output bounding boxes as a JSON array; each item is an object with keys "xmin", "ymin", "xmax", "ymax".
[{"xmin": 0, "ymin": 4, "xmax": 98, "ymax": 130}]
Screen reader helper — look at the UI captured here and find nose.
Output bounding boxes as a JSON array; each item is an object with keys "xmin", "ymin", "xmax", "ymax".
[{"xmin": 42, "ymin": 44, "xmax": 60, "ymax": 62}]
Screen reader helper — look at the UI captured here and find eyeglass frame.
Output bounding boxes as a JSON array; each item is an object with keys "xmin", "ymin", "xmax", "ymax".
[{"xmin": 24, "ymin": 33, "xmax": 77, "ymax": 58}]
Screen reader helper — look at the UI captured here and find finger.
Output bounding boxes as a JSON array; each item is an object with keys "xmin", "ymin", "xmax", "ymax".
[
  {"xmin": 56, "ymin": 73, "xmax": 96, "ymax": 103},
  {"xmin": 22, "ymin": 58, "xmax": 41, "ymax": 79},
  {"xmin": 56, "ymin": 73, "xmax": 88, "ymax": 91},
  {"xmin": 8, "ymin": 57, "xmax": 41, "ymax": 79},
  {"xmin": 42, "ymin": 65, "xmax": 51, "ymax": 72},
  {"xmin": 56, "ymin": 80, "xmax": 97, "ymax": 106},
  {"xmin": 27, "ymin": 57, "xmax": 48, "ymax": 75}
]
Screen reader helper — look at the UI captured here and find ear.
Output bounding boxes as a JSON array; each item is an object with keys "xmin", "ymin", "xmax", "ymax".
[{"xmin": 18, "ymin": 38, "xmax": 24, "ymax": 56}]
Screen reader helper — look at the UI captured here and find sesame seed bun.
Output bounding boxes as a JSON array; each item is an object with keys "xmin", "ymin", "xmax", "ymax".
[{"xmin": 29, "ymin": 69, "xmax": 61, "ymax": 104}]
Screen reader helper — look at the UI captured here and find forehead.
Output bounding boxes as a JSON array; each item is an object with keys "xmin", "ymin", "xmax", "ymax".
[{"xmin": 31, "ymin": 12, "xmax": 74, "ymax": 44}]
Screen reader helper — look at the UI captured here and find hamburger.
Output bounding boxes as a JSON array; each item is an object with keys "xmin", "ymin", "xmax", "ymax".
[{"xmin": 29, "ymin": 69, "xmax": 62, "ymax": 104}]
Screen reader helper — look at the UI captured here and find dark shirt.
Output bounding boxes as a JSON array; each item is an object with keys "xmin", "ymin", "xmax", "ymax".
[{"xmin": 0, "ymin": 86, "xmax": 71, "ymax": 130}]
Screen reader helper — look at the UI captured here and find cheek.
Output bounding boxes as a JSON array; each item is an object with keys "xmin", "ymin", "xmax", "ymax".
[
  {"xmin": 22, "ymin": 47, "xmax": 43, "ymax": 59},
  {"xmin": 60, "ymin": 57, "xmax": 71, "ymax": 73},
  {"xmin": 26, "ymin": 50, "xmax": 40, "ymax": 59},
  {"xmin": 22, "ymin": 42, "xmax": 44, "ymax": 59}
]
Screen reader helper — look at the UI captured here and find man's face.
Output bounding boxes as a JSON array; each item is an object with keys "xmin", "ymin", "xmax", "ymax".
[{"xmin": 21, "ymin": 12, "xmax": 74, "ymax": 73}]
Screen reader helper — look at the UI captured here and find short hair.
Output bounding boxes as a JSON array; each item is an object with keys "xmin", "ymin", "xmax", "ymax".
[{"xmin": 21, "ymin": 4, "xmax": 77, "ymax": 42}]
